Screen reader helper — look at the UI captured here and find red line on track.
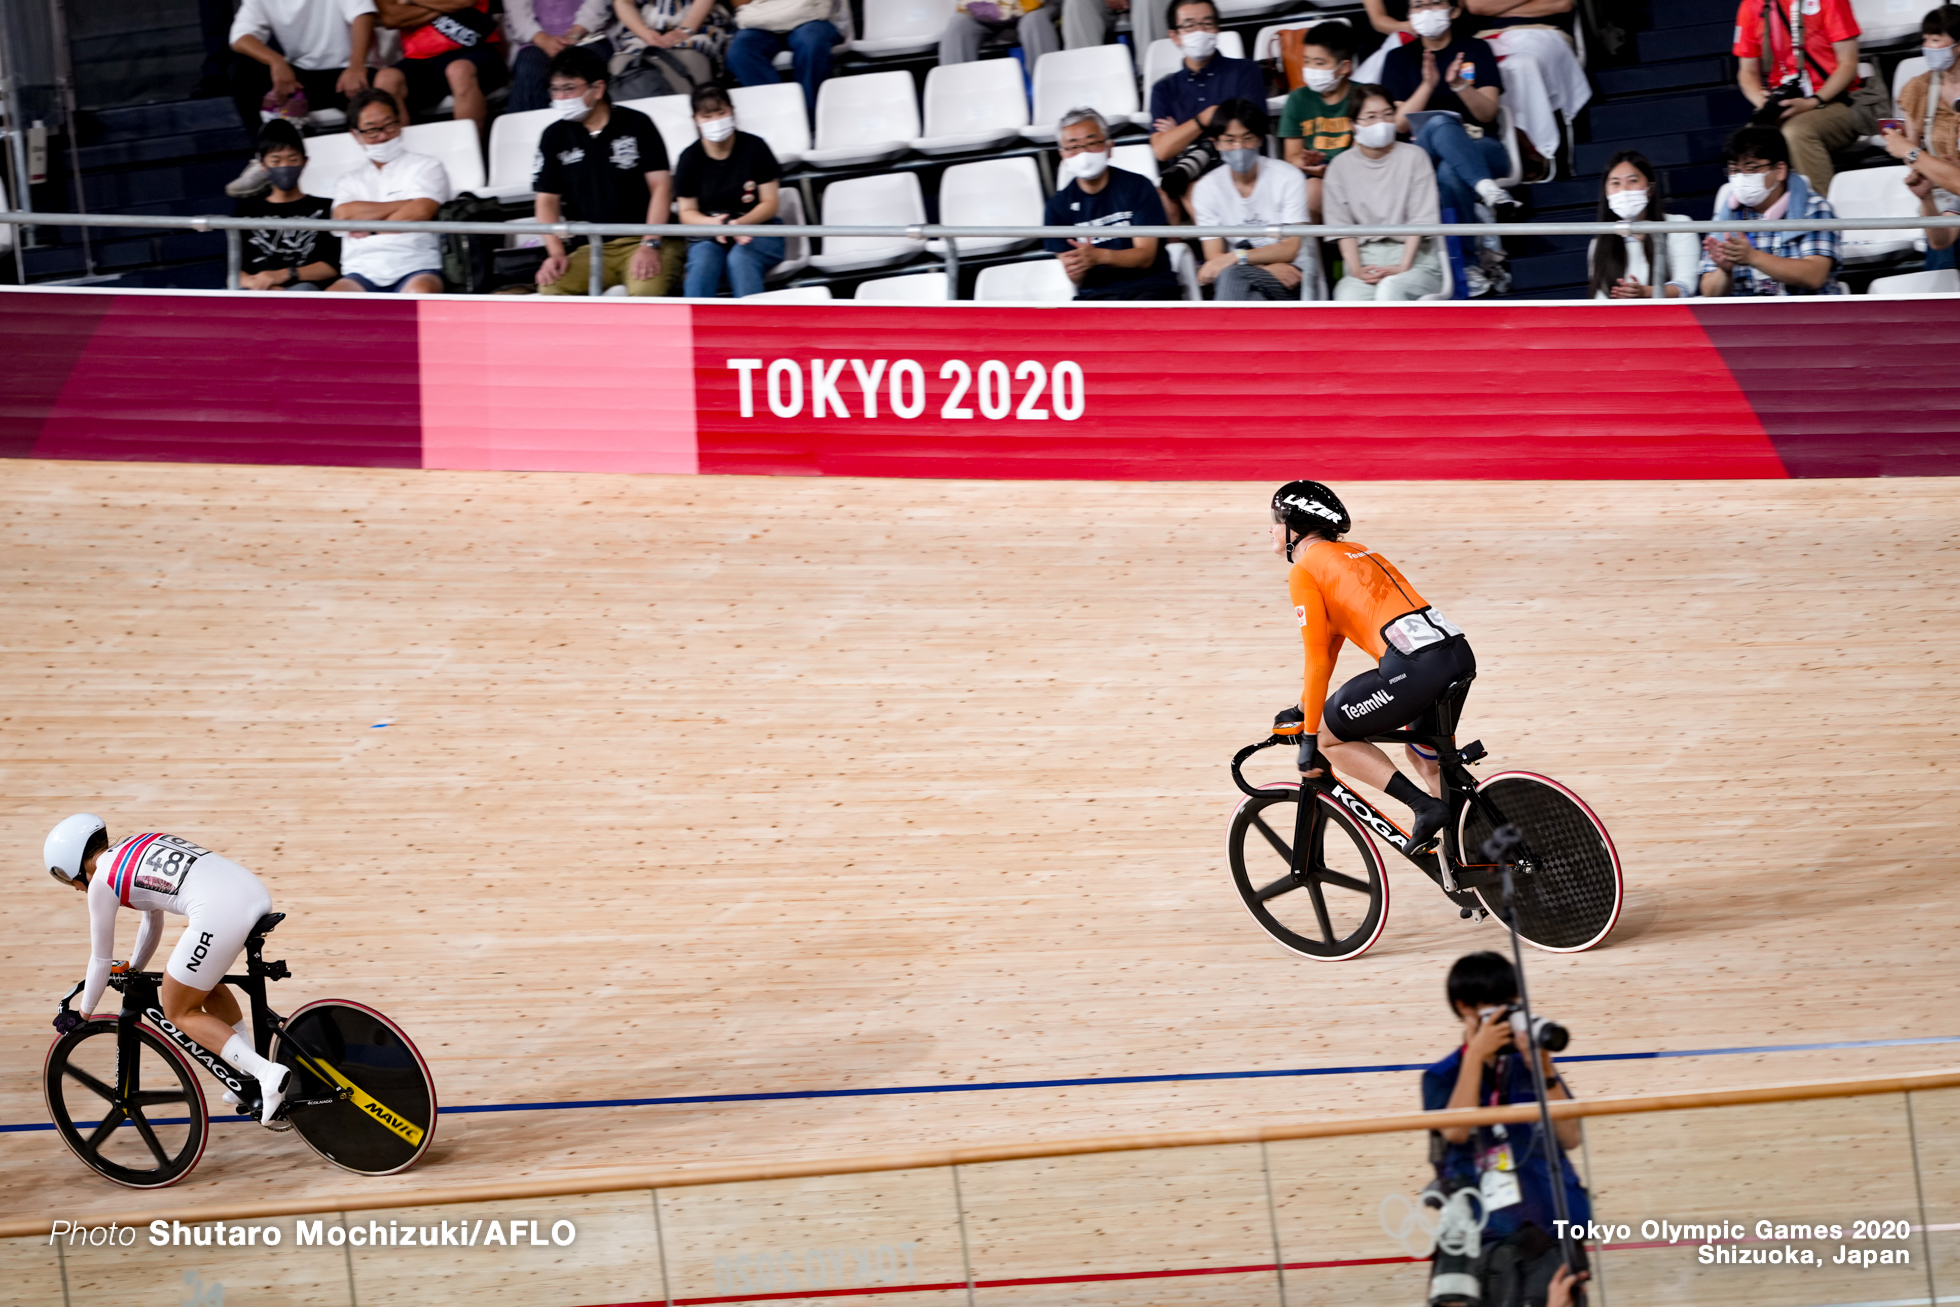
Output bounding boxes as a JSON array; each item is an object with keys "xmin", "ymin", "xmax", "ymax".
[{"xmin": 581, "ymin": 1253, "xmax": 1424, "ymax": 1305}]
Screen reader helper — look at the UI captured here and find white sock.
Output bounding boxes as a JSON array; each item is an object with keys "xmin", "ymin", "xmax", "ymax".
[
  {"xmin": 222, "ymin": 1033, "xmax": 277, "ymax": 1081},
  {"xmin": 233, "ymin": 1017, "xmax": 251, "ymax": 1038}
]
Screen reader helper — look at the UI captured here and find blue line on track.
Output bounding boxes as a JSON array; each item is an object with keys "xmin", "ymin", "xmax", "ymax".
[{"xmin": 10, "ymin": 1035, "xmax": 1954, "ymax": 1135}]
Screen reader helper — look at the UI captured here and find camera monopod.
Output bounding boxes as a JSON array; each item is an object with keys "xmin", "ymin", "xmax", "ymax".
[{"xmin": 1482, "ymin": 824, "xmax": 1585, "ymax": 1301}]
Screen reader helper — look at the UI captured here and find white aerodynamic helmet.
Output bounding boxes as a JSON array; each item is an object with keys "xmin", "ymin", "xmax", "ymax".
[{"xmin": 45, "ymin": 813, "xmax": 107, "ymax": 884}]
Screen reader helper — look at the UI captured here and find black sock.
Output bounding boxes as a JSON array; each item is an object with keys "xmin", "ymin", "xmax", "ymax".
[{"xmin": 1386, "ymin": 772, "xmax": 1436, "ymax": 813}]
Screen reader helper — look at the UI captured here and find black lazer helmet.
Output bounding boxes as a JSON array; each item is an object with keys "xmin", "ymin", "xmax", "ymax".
[{"xmin": 1271, "ymin": 481, "xmax": 1351, "ymax": 551}]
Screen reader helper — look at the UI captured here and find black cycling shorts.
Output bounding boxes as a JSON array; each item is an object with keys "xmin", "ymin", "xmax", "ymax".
[{"xmin": 1322, "ymin": 637, "xmax": 1476, "ymax": 742}]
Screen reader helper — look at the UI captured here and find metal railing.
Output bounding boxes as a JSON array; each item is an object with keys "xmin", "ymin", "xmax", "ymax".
[
  {"xmin": 6, "ymin": 208, "xmax": 1956, "ymax": 301},
  {"xmin": 5, "ymin": 1066, "xmax": 1959, "ymax": 1307}
]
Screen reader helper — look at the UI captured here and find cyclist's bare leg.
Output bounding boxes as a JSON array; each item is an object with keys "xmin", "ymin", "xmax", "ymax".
[
  {"xmin": 1407, "ymin": 745, "xmax": 1442, "ymax": 798},
  {"xmin": 1317, "ymin": 737, "xmax": 1401, "ymax": 791},
  {"xmin": 161, "ymin": 976, "xmax": 243, "ymax": 1053}
]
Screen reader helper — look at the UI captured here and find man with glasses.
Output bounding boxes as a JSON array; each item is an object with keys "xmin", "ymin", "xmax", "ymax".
[
  {"xmin": 1698, "ymin": 125, "xmax": 1843, "ymax": 297},
  {"xmin": 325, "ymin": 88, "xmax": 453, "ymax": 294},
  {"xmin": 1149, "ymin": 0, "xmax": 1266, "ymax": 221},
  {"xmin": 531, "ymin": 44, "xmax": 679, "ymax": 296},
  {"xmin": 1043, "ymin": 108, "xmax": 1182, "ymax": 300},
  {"xmin": 1190, "ymin": 99, "xmax": 1316, "ymax": 300}
]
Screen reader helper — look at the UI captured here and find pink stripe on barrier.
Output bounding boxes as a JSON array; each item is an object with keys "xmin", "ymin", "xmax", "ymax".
[{"xmin": 418, "ymin": 298, "xmax": 698, "ymax": 474}]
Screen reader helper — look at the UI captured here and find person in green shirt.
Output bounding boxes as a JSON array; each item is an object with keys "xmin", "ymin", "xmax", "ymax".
[{"xmin": 1278, "ymin": 21, "xmax": 1358, "ymax": 221}]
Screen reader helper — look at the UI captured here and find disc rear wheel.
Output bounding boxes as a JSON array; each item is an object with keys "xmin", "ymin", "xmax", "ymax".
[
  {"xmin": 271, "ymin": 1000, "xmax": 437, "ymax": 1176},
  {"xmin": 1459, "ymin": 771, "xmax": 1623, "ymax": 952},
  {"xmin": 1229, "ymin": 784, "xmax": 1389, "ymax": 961}
]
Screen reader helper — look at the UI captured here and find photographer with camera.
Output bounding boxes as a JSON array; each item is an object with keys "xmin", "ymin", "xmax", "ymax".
[
  {"xmin": 1732, "ymin": 0, "xmax": 1880, "ymax": 194},
  {"xmin": 1422, "ymin": 951, "xmax": 1590, "ymax": 1307}
]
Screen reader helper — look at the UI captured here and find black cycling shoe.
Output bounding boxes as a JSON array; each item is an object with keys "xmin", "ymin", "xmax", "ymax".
[
  {"xmin": 1407, "ymin": 796, "xmax": 1450, "ymax": 852},
  {"xmin": 1387, "ymin": 773, "xmax": 1449, "ymax": 852}
]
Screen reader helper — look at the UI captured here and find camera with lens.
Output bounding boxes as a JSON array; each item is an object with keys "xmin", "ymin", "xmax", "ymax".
[
  {"xmin": 1483, "ymin": 1004, "xmax": 1570, "ymax": 1053},
  {"xmin": 1750, "ymin": 78, "xmax": 1809, "ymax": 126}
]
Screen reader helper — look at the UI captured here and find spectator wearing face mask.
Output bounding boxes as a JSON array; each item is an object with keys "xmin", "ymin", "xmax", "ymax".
[
  {"xmin": 1279, "ymin": 22, "xmax": 1358, "ymax": 223},
  {"xmin": 1380, "ymin": 0, "xmax": 1515, "ymax": 224},
  {"xmin": 675, "ymin": 85, "xmax": 786, "ymax": 298},
  {"xmin": 1191, "ymin": 99, "xmax": 1316, "ymax": 300},
  {"xmin": 1357, "ymin": 0, "xmax": 1587, "ymax": 174},
  {"xmin": 1586, "ymin": 150, "xmax": 1697, "ymax": 299},
  {"xmin": 1699, "ymin": 125, "xmax": 1843, "ymax": 297},
  {"xmin": 1151, "ymin": 0, "xmax": 1268, "ymax": 222},
  {"xmin": 1879, "ymin": 5, "xmax": 1960, "ymax": 270},
  {"xmin": 234, "ymin": 120, "xmax": 341, "ymax": 291},
  {"xmin": 531, "ymin": 44, "xmax": 680, "ymax": 296},
  {"xmin": 1324, "ymin": 84, "xmax": 1445, "ymax": 300},
  {"xmin": 1045, "ymin": 107, "xmax": 1182, "ymax": 300},
  {"xmin": 325, "ymin": 88, "xmax": 452, "ymax": 294}
]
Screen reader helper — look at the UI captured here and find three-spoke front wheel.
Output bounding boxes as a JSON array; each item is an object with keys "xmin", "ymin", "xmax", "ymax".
[
  {"xmin": 45, "ymin": 1018, "xmax": 209, "ymax": 1188},
  {"xmin": 1229, "ymin": 783, "xmax": 1389, "ymax": 961}
]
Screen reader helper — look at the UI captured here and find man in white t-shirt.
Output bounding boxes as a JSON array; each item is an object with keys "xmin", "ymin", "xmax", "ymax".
[
  {"xmin": 325, "ymin": 89, "xmax": 454, "ymax": 294},
  {"xmin": 1190, "ymin": 98, "xmax": 1317, "ymax": 301},
  {"xmin": 225, "ymin": 0, "xmax": 380, "ymax": 197}
]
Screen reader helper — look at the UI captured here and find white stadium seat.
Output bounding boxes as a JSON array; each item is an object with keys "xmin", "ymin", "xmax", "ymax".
[
  {"xmin": 1166, "ymin": 241, "xmax": 1200, "ymax": 301},
  {"xmin": 616, "ymin": 95, "xmax": 699, "ymax": 169},
  {"xmin": 1216, "ymin": 0, "xmax": 1294, "ymax": 19},
  {"xmin": 912, "ymin": 58, "xmax": 1030, "ymax": 155},
  {"xmin": 297, "ymin": 130, "xmax": 363, "ymax": 197},
  {"xmin": 1138, "ymin": 31, "xmax": 1244, "ymax": 93},
  {"xmin": 1865, "ymin": 268, "xmax": 1960, "ymax": 295},
  {"xmin": 1853, "ymin": 0, "xmax": 1924, "ymax": 44},
  {"xmin": 743, "ymin": 285, "xmax": 836, "ymax": 301},
  {"xmin": 402, "ymin": 119, "xmax": 485, "ymax": 192},
  {"xmin": 1827, "ymin": 167, "xmax": 1922, "ymax": 263},
  {"xmin": 803, "ymin": 70, "xmax": 921, "ymax": 166},
  {"xmin": 730, "ymin": 82, "xmax": 812, "ymax": 168},
  {"xmin": 928, "ymin": 157, "xmax": 1044, "ymax": 257},
  {"xmin": 851, "ymin": 0, "xmax": 959, "ymax": 56},
  {"xmin": 769, "ymin": 186, "xmax": 814, "ymax": 281},
  {"xmin": 483, "ymin": 107, "xmax": 557, "ymax": 201},
  {"xmin": 853, "ymin": 271, "xmax": 951, "ymax": 301},
  {"xmin": 808, "ymin": 171, "xmax": 927, "ymax": 272},
  {"xmin": 1251, "ymin": 20, "xmax": 1314, "ymax": 110},
  {"xmin": 1028, "ymin": 45, "xmax": 1144, "ymax": 142},
  {"xmin": 974, "ymin": 258, "xmax": 1076, "ymax": 301},
  {"xmin": 1892, "ymin": 55, "xmax": 1927, "ymax": 115}
]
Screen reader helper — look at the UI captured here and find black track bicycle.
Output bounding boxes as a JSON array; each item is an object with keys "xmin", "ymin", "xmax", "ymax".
[
  {"xmin": 1227, "ymin": 676, "xmax": 1622, "ymax": 962},
  {"xmin": 44, "ymin": 912, "xmax": 437, "ymax": 1188}
]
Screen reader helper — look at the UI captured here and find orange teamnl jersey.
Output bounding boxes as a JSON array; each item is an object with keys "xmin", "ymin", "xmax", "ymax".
[{"xmin": 1288, "ymin": 539, "xmax": 1428, "ymax": 729}]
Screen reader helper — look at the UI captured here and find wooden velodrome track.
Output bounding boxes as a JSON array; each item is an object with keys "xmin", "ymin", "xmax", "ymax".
[{"xmin": 2, "ymin": 462, "xmax": 1956, "ymax": 1227}]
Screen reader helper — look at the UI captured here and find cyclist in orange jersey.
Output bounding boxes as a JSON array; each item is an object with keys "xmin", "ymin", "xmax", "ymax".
[{"xmin": 1269, "ymin": 480, "xmax": 1476, "ymax": 849}]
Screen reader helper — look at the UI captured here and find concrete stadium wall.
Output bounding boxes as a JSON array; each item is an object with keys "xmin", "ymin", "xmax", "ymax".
[{"xmin": 2, "ymin": 286, "xmax": 1954, "ymax": 479}]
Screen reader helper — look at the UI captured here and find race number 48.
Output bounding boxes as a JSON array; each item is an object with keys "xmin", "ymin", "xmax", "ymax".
[{"xmin": 727, "ymin": 359, "xmax": 1085, "ymax": 422}]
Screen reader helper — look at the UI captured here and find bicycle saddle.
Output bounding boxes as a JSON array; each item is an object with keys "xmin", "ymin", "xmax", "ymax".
[{"xmin": 250, "ymin": 912, "xmax": 286, "ymax": 939}]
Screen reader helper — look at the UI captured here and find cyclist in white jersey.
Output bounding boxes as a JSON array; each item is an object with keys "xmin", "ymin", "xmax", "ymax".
[{"xmin": 45, "ymin": 814, "xmax": 291, "ymax": 1125}]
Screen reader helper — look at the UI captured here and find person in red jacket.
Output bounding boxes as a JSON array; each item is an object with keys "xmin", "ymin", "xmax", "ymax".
[{"xmin": 1270, "ymin": 480, "xmax": 1477, "ymax": 848}]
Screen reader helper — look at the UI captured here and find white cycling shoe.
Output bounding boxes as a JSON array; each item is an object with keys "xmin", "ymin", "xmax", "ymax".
[
  {"xmin": 224, "ymin": 1069, "xmax": 293, "ymax": 1128},
  {"xmin": 257, "ymin": 1065, "xmax": 291, "ymax": 1126}
]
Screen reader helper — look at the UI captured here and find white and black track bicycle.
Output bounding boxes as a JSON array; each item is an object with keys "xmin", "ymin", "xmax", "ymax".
[
  {"xmin": 44, "ymin": 912, "xmax": 436, "ymax": 1188},
  {"xmin": 1227, "ymin": 676, "xmax": 1623, "ymax": 961}
]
